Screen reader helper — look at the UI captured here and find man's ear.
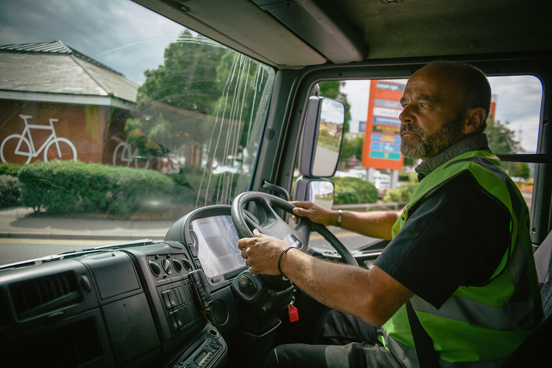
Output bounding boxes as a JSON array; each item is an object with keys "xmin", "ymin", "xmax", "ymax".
[{"xmin": 463, "ymin": 107, "xmax": 486, "ymax": 135}]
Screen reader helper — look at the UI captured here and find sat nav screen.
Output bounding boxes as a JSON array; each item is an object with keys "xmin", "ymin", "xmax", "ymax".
[{"xmin": 190, "ymin": 215, "xmax": 245, "ymax": 279}]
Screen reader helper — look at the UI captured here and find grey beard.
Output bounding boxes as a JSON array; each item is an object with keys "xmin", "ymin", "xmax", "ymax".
[{"xmin": 400, "ymin": 118, "xmax": 464, "ymax": 159}]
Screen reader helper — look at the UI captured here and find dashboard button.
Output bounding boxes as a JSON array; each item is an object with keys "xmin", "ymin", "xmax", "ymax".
[
  {"xmin": 211, "ymin": 275, "xmax": 223, "ymax": 283},
  {"xmin": 238, "ymin": 275, "xmax": 256, "ymax": 291},
  {"xmin": 162, "ymin": 291, "xmax": 172, "ymax": 310},
  {"xmin": 168, "ymin": 311, "xmax": 178, "ymax": 331},
  {"xmin": 173, "ymin": 287, "xmax": 183, "ymax": 305},
  {"xmin": 168, "ymin": 289, "xmax": 178, "ymax": 308},
  {"xmin": 176, "ymin": 285, "xmax": 187, "ymax": 304}
]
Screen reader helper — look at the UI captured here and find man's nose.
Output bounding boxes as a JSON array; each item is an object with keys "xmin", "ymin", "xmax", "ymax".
[{"xmin": 399, "ymin": 105, "xmax": 412, "ymax": 123}]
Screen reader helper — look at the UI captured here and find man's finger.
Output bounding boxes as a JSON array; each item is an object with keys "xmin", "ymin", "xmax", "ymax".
[
  {"xmin": 290, "ymin": 201, "xmax": 310, "ymax": 209},
  {"xmin": 293, "ymin": 207, "xmax": 302, "ymax": 215},
  {"xmin": 253, "ymin": 229, "xmax": 263, "ymax": 237}
]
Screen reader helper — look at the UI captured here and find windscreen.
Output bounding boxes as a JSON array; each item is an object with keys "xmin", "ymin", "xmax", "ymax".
[{"xmin": 0, "ymin": 0, "xmax": 275, "ymax": 265}]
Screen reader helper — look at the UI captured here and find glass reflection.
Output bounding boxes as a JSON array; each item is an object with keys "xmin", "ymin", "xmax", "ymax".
[
  {"xmin": 312, "ymin": 98, "xmax": 344, "ymax": 177},
  {"xmin": 308, "ymin": 180, "xmax": 334, "ymax": 210}
]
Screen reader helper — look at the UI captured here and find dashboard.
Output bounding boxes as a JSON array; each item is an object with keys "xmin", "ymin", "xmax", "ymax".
[
  {"xmin": 0, "ymin": 203, "xmax": 385, "ymax": 368},
  {"xmin": 0, "ymin": 204, "xmax": 296, "ymax": 368}
]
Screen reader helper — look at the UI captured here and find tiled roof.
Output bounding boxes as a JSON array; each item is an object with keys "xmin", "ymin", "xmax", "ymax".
[
  {"xmin": 0, "ymin": 41, "xmax": 138, "ymax": 103},
  {"xmin": 0, "ymin": 40, "xmax": 122, "ymax": 76}
]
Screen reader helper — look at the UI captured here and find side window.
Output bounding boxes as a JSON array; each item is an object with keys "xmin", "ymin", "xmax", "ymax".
[{"xmin": 295, "ymin": 76, "xmax": 542, "ymax": 252}]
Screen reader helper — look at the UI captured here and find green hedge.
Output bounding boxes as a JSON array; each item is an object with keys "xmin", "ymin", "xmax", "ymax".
[
  {"xmin": 329, "ymin": 176, "xmax": 378, "ymax": 205},
  {"xmin": 382, "ymin": 182, "xmax": 418, "ymax": 203},
  {"xmin": 0, "ymin": 163, "xmax": 22, "ymax": 177},
  {"xmin": 18, "ymin": 160, "xmax": 175, "ymax": 218},
  {"xmin": 0, "ymin": 175, "xmax": 21, "ymax": 209},
  {"xmin": 398, "ymin": 171, "xmax": 418, "ymax": 182}
]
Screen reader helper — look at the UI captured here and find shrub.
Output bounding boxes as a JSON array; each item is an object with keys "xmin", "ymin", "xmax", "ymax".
[
  {"xmin": 17, "ymin": 160, "xmax": 174, "ymax": 217},
  {"xmin": 329, "ymin": 176, "xmax": 378, "ymax": 205},
  {"xmin": 0, "ymin": 175, "xmax": 21, "ymax": 208},
  {"xmin": 0, "ymin": 163, "xmax": 22, "ymax": 177},
  {"xmin": 169, "ymin": 164, "xmax": 244, "ymax": 206},
  {"xmin": 383, "ymin": 182, "xmax": 418, "ymax": 203},
  {"xmin": 168, "ymin": 172, "xmax": 201, "ymax": 204},
  {"xmin": 399, "ymin": 171, "xmax": 418, "ymax": 183}
]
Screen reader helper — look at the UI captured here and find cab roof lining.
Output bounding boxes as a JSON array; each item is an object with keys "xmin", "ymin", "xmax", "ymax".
[{"xmin": 134, "ymin": 0, "xmax": 552, "ymax": 69}]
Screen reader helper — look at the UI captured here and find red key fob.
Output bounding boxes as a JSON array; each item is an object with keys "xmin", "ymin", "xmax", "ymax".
[{"xmin": 288, "ymin": 305, "xmax": 299, "ymax": 322}]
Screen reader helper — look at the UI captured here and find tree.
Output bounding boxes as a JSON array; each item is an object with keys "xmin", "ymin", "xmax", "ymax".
[
  {"xmin": 131, "ymin": 30, "xmax": 229, "ymax": 151},
  {"xmin": 486, "ymin": 115, "xmax": 524, "ymax": 155},
  {"xmin": 137, "ymin": 30, "xmax": 227, "ymax": 114},
  {"xmin": 131, "ymin": 30, "xmax": 273, "ymax": 169},
  {"xmin": 510, "ymin": 162, "xmax": 530, "ymax": 179},
  {"xmin": 339, "ymin": 134, "xmax": 364, "ymax": 166},
  {"xmin": 485, "ymin": 115, "xmax": 526, "ymax": 175}
]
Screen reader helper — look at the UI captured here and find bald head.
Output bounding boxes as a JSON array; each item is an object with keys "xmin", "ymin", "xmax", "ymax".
[
  {"xmin": 399, "ymin": 61, "xmax": 491, "ymax": 159},
  {"xmin": 418, "ymin": 61, "xmax": 492, "ymax": 133}
]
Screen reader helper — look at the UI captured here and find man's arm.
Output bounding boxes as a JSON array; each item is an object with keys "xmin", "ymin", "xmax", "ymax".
[
  {"xmin": 291, "ymin": 201, "xmax": 400, "ymax": 240},
  {"xmin": 238, "ymin": 230, "xmax": 414, "ymax": 327}
]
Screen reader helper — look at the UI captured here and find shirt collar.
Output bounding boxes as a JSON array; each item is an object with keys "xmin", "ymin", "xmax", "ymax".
[{"xmin": 415, "ymin": 134, "xmax": 490, "ymax": 178}]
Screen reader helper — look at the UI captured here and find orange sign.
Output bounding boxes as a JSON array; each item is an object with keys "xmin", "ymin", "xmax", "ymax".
[{"xmin": 361, "ymin": 81, "xmax": 405, "ymax": 171}]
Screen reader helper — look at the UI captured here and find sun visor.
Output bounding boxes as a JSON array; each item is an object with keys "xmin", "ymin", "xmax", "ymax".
[
  {"xmin": 133, "ymin": 0, "xmax": 327, "ymax": 67},
  {"xmin": 252, "ymin": 0, "xmax": 367, "ymax": 64}
]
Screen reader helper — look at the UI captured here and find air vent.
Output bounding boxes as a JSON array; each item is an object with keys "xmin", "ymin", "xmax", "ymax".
[
  {"xmin": 181, "ymin": 254, "xmax": 192, "ymax": 271},
  {"xmin": 10, "ymin": 271, "xmax": 82, "ymax": 320}
]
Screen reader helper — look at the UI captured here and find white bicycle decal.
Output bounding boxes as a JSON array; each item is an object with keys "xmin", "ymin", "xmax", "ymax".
[
  {"xmin": 112, "ymin": 141, "xmax": 150, "ymax": 169},
  {"xmin": 1, "ymin": 114, "xmax": 78, "ymax": 164}
]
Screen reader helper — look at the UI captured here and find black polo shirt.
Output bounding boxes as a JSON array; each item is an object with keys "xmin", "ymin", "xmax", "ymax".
[{"xmin": 374, "ymin": 135, "xmax": 512, "ymax": 309}]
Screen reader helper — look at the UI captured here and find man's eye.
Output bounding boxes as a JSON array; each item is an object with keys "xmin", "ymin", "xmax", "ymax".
[{"xmin": 420, "ymin": 103, "xmax": 429, "ymax": 108}]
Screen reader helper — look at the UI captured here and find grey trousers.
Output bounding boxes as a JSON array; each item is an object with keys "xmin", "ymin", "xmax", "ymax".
[{"xmin": 264, "ymin": 310, "xmax": 404, "ymax": 368}]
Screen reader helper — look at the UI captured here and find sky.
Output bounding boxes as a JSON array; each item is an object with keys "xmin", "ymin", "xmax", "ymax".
[
  {"xmin": 0, "ymin": 0, "xmax": 183, "ymax": 84},
  {"xmin": 0, "ymin": 0, "xmax": 544, "ymax": 153}
]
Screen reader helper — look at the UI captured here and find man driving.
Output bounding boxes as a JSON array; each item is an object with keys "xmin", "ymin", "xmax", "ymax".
[{"xmin": 238, "ymin": 61, "xmax": 542, "ymax": 368}]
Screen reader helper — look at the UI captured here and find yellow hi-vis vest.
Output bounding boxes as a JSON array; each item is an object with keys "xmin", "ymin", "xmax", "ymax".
[{"xmin": 382, "ymin": 149, "xmax": 542, "ymax": 368}]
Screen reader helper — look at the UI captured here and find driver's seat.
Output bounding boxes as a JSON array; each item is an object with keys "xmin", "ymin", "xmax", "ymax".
[{"xmin": 501, "ymin": 230, "xmax": 552, "ymax": 367}]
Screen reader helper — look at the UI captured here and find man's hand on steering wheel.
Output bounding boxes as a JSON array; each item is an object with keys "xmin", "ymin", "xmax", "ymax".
[
  {"xmin": 290, "ymin": 201, "xmax": 338, "ymax": 227},
  {"xmin": 238, "ymin": 229, "xmax": 291, "ymax": 275}
]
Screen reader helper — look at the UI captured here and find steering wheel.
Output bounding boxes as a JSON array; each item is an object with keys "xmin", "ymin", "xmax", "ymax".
[{"xmin": 231, "ymin": 191, "xmax": 358, "ymax": 290}]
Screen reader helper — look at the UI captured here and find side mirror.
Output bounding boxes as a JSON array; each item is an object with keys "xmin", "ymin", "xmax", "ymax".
[
  {"xmin": 299, "ymin": 96, "xmax": 345, "ymax": 178},
  {"xmin": 294, "ymin": 177, "xmax": 334, "ymax": 209}
]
